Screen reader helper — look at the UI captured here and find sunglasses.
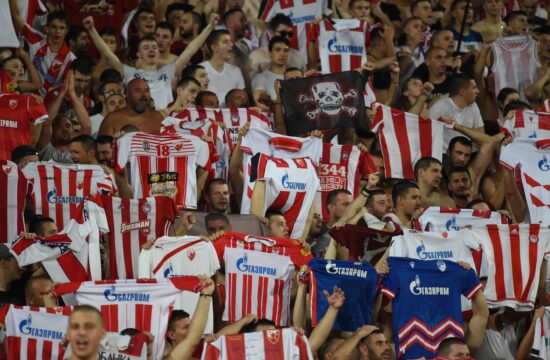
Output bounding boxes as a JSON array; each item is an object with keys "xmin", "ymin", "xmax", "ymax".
[{"xmin": 278, "ymin": 31, "xmax": 294, "ymax": 38}]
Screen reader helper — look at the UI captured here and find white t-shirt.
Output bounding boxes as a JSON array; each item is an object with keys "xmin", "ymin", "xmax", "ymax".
[
  {"xmin": 428, "ymin": 97, "xmax": 484, "ymax": 151},
  {"xmin": 90, "ymin": 113, "xmax": 104, "ymax": 138},
  {"xmin": 199, "ymin": 61, "xmax": 245, "ymax": 106},
  {"xmin": 123, "ymin": 62, "xmax": 176, "ymax": 110},
  {"xmin": 252, "ymin": 70, "xmax": 284, "ymax": 101}
]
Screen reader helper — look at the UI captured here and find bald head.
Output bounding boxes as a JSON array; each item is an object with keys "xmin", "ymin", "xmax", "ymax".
[{"xmin": 126, "ymin": 79, "xmax": 152, "ymax": 113}]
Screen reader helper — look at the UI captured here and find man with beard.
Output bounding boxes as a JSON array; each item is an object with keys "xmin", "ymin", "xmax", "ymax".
[
  {"xmin": 97, "ymin": 79, "xmax": 163, "ymax": 135},
  {"xmin": 90, "ymin": 81, "xmax": 126, "ymax": 137},
  {"xmin": 414, "ymin": 157, "xmax": 455, "ymax": 208},
  {"xmin": 447, "ymin": 166, "xmax": 473, "ymax": 208},
  {"xmin": 96, "ymin": 135, "xmax": 114, "ymax": 167},
  {"xmin": 169, "ymin": 8, "xmax": 206, "ymax": 65},
  {"xmin": 358, "ymin": 329, "xmax": 392, "ymax": 360},
  {"xmin": 37, "ymin": 115, "xmax": 74, "ymax": 163},
  {"xmin": 224, "ymin": 89, "xmax": 250, "ymax": 108},
  {"xmin": 204, "ymin": 178, "xmax": 230, "ymax": 214}
]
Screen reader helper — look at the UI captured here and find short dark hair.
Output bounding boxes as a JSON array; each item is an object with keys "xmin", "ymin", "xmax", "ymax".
[
  {"xmin": 365, "ymin": 189, "xmax": 387, "ymax": 207},
  {"xmin": 225, "ymin": 88, "xmax": 250, "ymax": 107},
  {"xmin": 29, "ymin": 216, "xmax": 55, "ymax": 236},
  {"xmin": 70, "ymin": 57, "xmax": 92, "ymax": 75},
  {"xmin": 450, "ymin": 0, "xmax": 468, "ymax": 11},
  {"xmin": 466, "ymin": 199, "xmax": 488, "ymax": 209},
  {"xmin": 223, "ymin": 8, "xmax": 244, "ymax": 25},
  {"xmin": 70, "ymin": 305, "xmax": 104, "ymax": 327},
  {"xmin": 284, "ymin": 67, "xmax": 302, "ymax": 75},
  {"xmin": 411, "ymin": 0, "xmax": 430, "ymax": 14},
  {"xmin": 168, "ymin": 309, "xmax": 191, "ymax": 332},
  {"xmin": 268, "ymin": 35, "xmax": 290, "ymax": 52},
  {"xmin": 414, "ymin": 157, "xmax": 442, "ymax": 180},
  {"xmin": 138, "ymin": 34, "xmax": 157, "ymax": 48},
  {"xmin": 269, "ymin": 13, "xmax": 293, "ymax": 30},
  {"xmin": 181, "ymin": 64, "xmax": 205, "ymax": 79},
  {"xmin": 47, "ymin": 11, "xmax": 68, "ymax": 26},
  {"xmin": 503, "ymin": 100, "xmax": 530, "ymax": 116},
  {"xmin": 437, "ymin": 337, "xmax": 468, "ymax": 356},
  {"xmin": 156, "ymin": 21, "xmax": 175, "ymax": 36},
  {"xmin": 266, "ymin": 210, "xmax": 285, "ymax": 219},
  {"xmin": 25, "ymin": 275, "xmax": 52, "ymax": 299},
  {"xmin": 96, "ymin": 135, "xmax": 114, "ymax": 146},
  {"xmin": 392, "ymin": 181, "xmax": 419, "ymax": 206},
  {"xmin": 448, "ymin": 136, "xmax": 473, "ymax": 152},
  {"xmin": 205, "ymin": 213, "xmax": 230, "ymax": 226},
  {"xmin": 505, "ymin": 10, "xmax": 527, "ymax": 24},
  {"xmin": 70, "ymin": 134, "xmax": 97, "ymax": 153},
  {"xmin": 120, "ymin": 328, "xmax": 140, "ymax": 336},
  {"xmin": 206, "ymin": 30, "xmax": 230, "ymax": 53},
  {"xmin": 66, "ymin": 25, "xmax": 86, "ymax": 43},
  {"xmin": 99, "ymin": 27, "xmax": 116, "ymax": 37},
  {"xmin": 165, "ymin": 3, "xmax": 193, "ymax": 21},
  {"xmin": 349, "ymin": 0, "xmax": 370, "ymax": 9},
  {"xmin": 497, "ymin": 87, "xmax": 519, "ymax": 104},
  {"xmin": 98, "ymin": 81, "xmax": 122, "ymax": 96},
  {"xmin": 425, "ymin": 46, "xmax": 446, "ymax": 58},
  {"xmin": 360, "ymin": 329, "xmax": 385, "ymax": 345},
  {"xmin": 205, "ymin": 178, "xmax": 228, "ymax": 195},
  {"xmin": 449, "ymin": 73, "xmax": 473, "ymax": 97},
  {"xmin": 99, "ymin": 68, "xmax": 123, "ymax": 84},
  {"xmin": 196, "ymin": 91, "xmax": 218, "ymax": 106},
  {"xmin": 326, "ymin": 189, "xmax": 352, "ymax": 208},
  {"xmin": 447, "ymin": 166, "xmax": 470, "ymax": 179},
  {"xmin": 135, "ymin": 6, "xmax": 155, "ymax": 20},
  {"xmin": 242, "ymin": 319, "xmax": 276, "ymax": 333},
  {"xmin": 177, "ymin": 76, "xmax": 200, "ymax": 89}
]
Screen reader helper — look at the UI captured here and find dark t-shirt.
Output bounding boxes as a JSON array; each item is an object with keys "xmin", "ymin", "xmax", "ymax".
[
  {"xmin": 380, "ymin": 2, "xmax": 402, "ymax": 22},
  {"xmin": 0, "ymin": 278, "xmax": 27, "ymax": 306},
  {"xmin": 411, "ymin": 64, "xmax": 453, "ymax": 98}
]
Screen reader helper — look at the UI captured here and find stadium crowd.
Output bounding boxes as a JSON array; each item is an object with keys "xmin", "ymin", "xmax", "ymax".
[{"xmin": 0, "ymin": 0, "xmax": 549, "ymax": 359}]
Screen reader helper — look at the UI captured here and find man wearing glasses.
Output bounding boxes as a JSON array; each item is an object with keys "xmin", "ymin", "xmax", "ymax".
[{"xmin": 90, "ymin": 81, "xmax": 126, "ymax": 137}]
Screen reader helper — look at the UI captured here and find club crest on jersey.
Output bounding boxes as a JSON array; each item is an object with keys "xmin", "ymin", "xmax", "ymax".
[
  {"xmin": 409, "ymin": 261, "xmax": 415, "ymax": 269},
  {"xmin": 2, "ymin": 165, "xmax": 12, "ymax": 175},
  {"xmin": 538, "ymin": 155, "xmax": 550, "ymax": 171},
  {"xmin": 8, "ymin": 99, "xmax": 18, "ymax": 109},
  {"xmin": 141, "ymin": 202, "xmax": 151, "ymax": 213},
  {"xmin": 142, "ymin": 140, "xmax": 151, "ymax": 151},
  {"xmin": 187, "ymin": 248, "xmax": 196, "ymax": 261},
  {"xmin": 266, "ymin": 330, "xmax": 281, "ymax": 344},
  {"xmin": 19, "ymin": 314, "xmax": 64, "ymax": 340},
  {"xmin": 76, "ymin": 182, "xmax": 84, "ymax": 190},
  {"xmin": 437, "ymin": 260, "xmax": 447, "ymax": 272},
  {"xmin": 298, "ymin": 81, "xmax": 359, "ymax": 120},
  {"xmin": 530, "ymin": 234, "xmax": 539, "ymax": 243}
]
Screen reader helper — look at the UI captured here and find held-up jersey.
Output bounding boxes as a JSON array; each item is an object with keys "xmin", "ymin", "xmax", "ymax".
[
  {"xmin": 0, "ymin": 94, "xmax": 48, "ymax": 160},
  {"xmin": 308, "ymin": 259, "xmax": 378, "ymax": 331},
  {"xmin": 382, "ymin": 257, "xmax": 482, "ymax": 359},
  {"xmin": 22, "ymin": 162, "xmax": 115, "ymax": 231},
  {"xmin": 201, "ymin": 328, "xmax": 313, "ymax": 360},
  {"xmin": 0, "ymin": 304, "xmax": 72, "ymax": 360},
  {"xmin": 113, "ymin": 132, "xmax": 209, "ymax": 209},
  {"xmin": 240, "ymin": 127, "xmax": 322, "ymax": 214},
  {"xmin": 502, "ymin": 109, "xmax": 550, "ymax": 139},
  {"xmin": 530, "ymin": 306, "xmax": 550, "ymax": 360},
  {"xmin": 500, "ymin": 139, "xmax": 550, "ymax": 225},
  {"xmin": 470, "ymin": 224, "xmax": 550, "ymax": 310},
  {"xmin": 53, "ymin": 277, "xmax": 205, "ymax": 360},
  {"xmin": 213, "ymin": 233, "xmax": 312, "ymax": 326},
  {"xmin": 0, "ymin": 161, "xmax": 31, "ymax": 244},
  {"xmin": 419, "ymin": 207, "xmax": 509, "ymax": 232},
  {"xmin": 102, "ymin": 195, "xmax": 177, "ymax": 280},
  {"xmin": 249, "ymin": 153, "xmax": 320, "ymax": 238},
  {"xmin": 138, "ymin": 236, "xmax": 220, "ymax": 333}
]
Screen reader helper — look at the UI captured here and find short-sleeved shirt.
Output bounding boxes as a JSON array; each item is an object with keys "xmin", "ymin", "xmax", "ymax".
[
  {"xmin": 252, "ymin": 70, "xmax": 284, "ymax": 101},
  {"xmin": 199, "ymin": 61, "xmax": 245, "ymax": 107},
  {"xmin": 123, "ymin": 62, "xmax": 176, "ymax": 110},
  {"xmin": 39, "ymin": 143, "xmax": 72, "ymax": 164},
  {"xmin": 428, "ymin": 97, "xmax": 484, "ymax": 151}
]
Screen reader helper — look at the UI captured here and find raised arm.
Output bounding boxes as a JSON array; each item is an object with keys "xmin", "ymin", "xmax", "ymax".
[
  {"xmin": 8, "ymin": 0, "xmax": 26, "ymax": 32},
  {"xmin": 66, "ymin": 71, "xmax": 92, "ymax": 135},
  {"xmin": 332, "ymin": 325, "xmax": 379, "ymax": 360},
  {"xmin": 82, "ymin": 16, "xmax": 124, "ymax": 76},
  {"xmin": 515, "ymin": 307, "xmax": 546, "ymax": 360},
  {"xmin": 465, "ymin": 289, "xmax": 489, "ymax": 355},
  {"xmin": 174, "ymin": 13, "xmax": 220, "ymax": 75},
  {"xmin": 16, "ymin": 48, "xmax": 42, "ymax": 93},
  {"xmin": 308, "ymin": 287, "xmax": 345, "ymax": 354}
]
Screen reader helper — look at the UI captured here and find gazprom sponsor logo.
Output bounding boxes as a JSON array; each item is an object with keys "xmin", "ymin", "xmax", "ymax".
[
  {"xmin": 325, "ymin": 260, "xmax": 368, "ymax": 278},
  {"xmin": 416, "ymin": 241, "xmax": 453, "ymax": 260},
  {"xmin": 409, "ymin": 275, "xmax": 449, "ymax": 296},
  {"xmin": 538, "ymin": 155, "xmax": 550, "ymax": 171},
  {"xmin": 445, "ymin": 216, "xmax": 461, "ymax": 231},
  {"xmin": 281, "ymin": 172, "xmax": 306, "ymax": 190},
  {"xmin": 47, "ymin": 188, "xmax": 85, "ymax": 204},
  {"xmin": 104, "ymin": 286, "xmax": 150, "ymax": 302},
  {"xmin": 287, "ymin": 11, "xmax": 315, "ymax": 24},
  {"xmin": 236, "ymin": 253, "xmax": 276, "ymax": 275},
  {"xmin": 163, "ymin": 263, "xmax": 174, "ymax": 278},
  {"xmin": 19, "ymin": 315, "xmax": 63, "ymax": 340},
  {"xmin": 327, "ymin": 38, "xmax": 363, "ymax": 54}
]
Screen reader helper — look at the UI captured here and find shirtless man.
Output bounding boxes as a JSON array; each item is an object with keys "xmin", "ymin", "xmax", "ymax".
[
  {"xmin": 414, "ymin": 157, "xmax": 455, "ymax": 208},
  {"xmin": 471, "ymin": 0, "xmax": 505, "ymax": 41},
  {"xmin": 98, "ymin": 79, "xmax": 163, "ymax": 136}
]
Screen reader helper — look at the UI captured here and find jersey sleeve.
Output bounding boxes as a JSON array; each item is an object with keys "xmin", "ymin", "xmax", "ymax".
[
  {"xmin": 461, "ymin": 268, "xmax": 483, "ymax": 299},
  {"xmin": 137, "ymin": 248, "xmax": 154, "ymax": 278},
  {"xmin": 193, "ymin": 138, "xmax": 211, "ymax": 168},
  {"xmin": 359, "ymin": 150, "xmax": 378, "ymax": 177},
  {"xmin": 26, "ymin": 95, "xmax": 48, "ymax": 125},
  {"xmin": 113, "ymin": 134, "xmax": 132, "ymax": 172},
  {"xmin": 388, "ymin": 236, "xmax": 406, "ymax": 257},
  {"xmin": 381, "ymin": 259, "xmax": 400, "ymax": 299},
  {"xmin": 207, "ymin": 242, "xmax": 221, "ymax": 276},
  {"xmin": 21, "ymin": 23, "xmax": 44, "ymax": 45},
  {"xmin": 461, "ymin": 230, "xmax": 481, "ymax": 251},
  {"xmin": 499, "ymin": 142, "xmax": 519, "ymax": 169}
]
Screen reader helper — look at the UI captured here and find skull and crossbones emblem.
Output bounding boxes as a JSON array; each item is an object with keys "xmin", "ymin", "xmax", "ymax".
[{"xmin": 298, "ymin": 82, "xmax": 358, "ymax": 120}]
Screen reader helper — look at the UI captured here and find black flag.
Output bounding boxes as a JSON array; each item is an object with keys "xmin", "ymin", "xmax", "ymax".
[{"xmin": 280, "ymin": 70, "xmax": 367, "ymax": 135}]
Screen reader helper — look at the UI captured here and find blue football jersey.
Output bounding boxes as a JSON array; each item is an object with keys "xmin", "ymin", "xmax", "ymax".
[
  {"xmin": 382, "ymin": 257, "xmax": 482, "ymax": 360},
  {"xmin": 308, "ymin": 258, "xmax": 378, "ymax": 331}
]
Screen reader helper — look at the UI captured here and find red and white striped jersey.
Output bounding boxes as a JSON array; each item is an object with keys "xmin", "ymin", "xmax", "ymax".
[
  {"xmin": 530, "ymin": 306, "xmax": 550, "ymax": 360},
  {"xmin": 0, "ymin": 305, "xmax": 72, "ymax": 360},
  {"xmin": 53, "ymin": 277, "xmax": 205, "ymax": 360},
  {"xmin": 113, "ymin": 132, "xmax": 209, "ymax": 209},
  {"xmin": 318, "ymin": 143, "xmax": 376, "ymax": 221},
  {"xmin": 471, "ymin": 224, "xmax": 550, "ymax": 311},
  {"xmin": 101, "ymin": 195, "xmax": 177, "ymax": 280},
  {"xmin": 259, "ymin": 0, "xmax": 328, "ymax": 61},
  {"xmin": 249, "ymin": 153, "xmax": 319, "ymax": 238},
  {"xmin": 162, "ymin": 115, "xmax": 230, "ymax": 181},
  {"xmin": 371, "ymin": 104, "xmax": 447, "ymax": 180},
  {"xmin": 502, "ymin": 109, "xmax": 550, "ymax": 139},
  {"xmin": 22, "ymin": 161, "xmax": 115, "ymax": 231},
  {"xmin": 171, "ymin": 107, "xmax": 271, "ymax": 145},
  {"xmin": 138, "ymin": 236, "xmax": 220, "ymax": 333},
  {"xmin": 240, "ymin": 127, "xmax": 322, "ymax": 213},
  {"xmin": 500, "ymin": 138, "xmax": 550, "ymax": 225},
  {"xmin": 201, "ymin": 328, "xmax": 313, "ymax": 360},
  {"xmin": 0, "ymin": 94, "xmax": 48, "ymax": 160},
  {"xmin": 540, "ymin": 98, "xmax": 550, "ymax": 112},
  {"xmin": 10, "ymin": 197, "xmax": 107, "ymax": 284},
  {"xmin": 419, "ymin": 207, "xmax": 509, "ymax": 232},
  {"xmin": 213, "ymin": 233, "xmax": 312, "ymax": 326},
  {"xmin": 0, "ymin": 161, "xmax": 31, "ymax": 244},
  {"xmin": 15, "ymin": 0, "xmax": 47, "ymax": 26},
  {"xmin": 491, "ymin": 35, "xmax": 541, "ymax": 102},
  {"xmin": 318, "ymin": 18, "xmax": 368, "ymax": 74}
]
